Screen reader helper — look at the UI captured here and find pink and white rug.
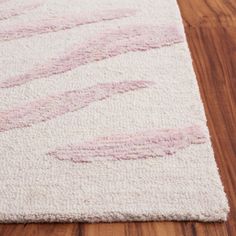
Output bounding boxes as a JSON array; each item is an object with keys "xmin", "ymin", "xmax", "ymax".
[{"xmin": 0, "ymin": 0, "xmax": 229, "ymax": 222}]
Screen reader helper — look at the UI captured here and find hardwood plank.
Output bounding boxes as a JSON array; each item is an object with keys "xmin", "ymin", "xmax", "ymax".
[
  {"xmin": 0, "ymin": 224, "xmax": 80, "ymax": 236},
  {"xmin": 0, "ymin": 0, "xmax": 235, "ymax": 235},
  {"xmin": 178, "ymin": 0, "xmax": 236, "ymax": 27}
]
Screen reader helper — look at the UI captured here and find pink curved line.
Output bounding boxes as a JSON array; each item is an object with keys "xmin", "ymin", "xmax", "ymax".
[
  {"xmin": 0, "ymin": 9, "xmax": 136, "ymax": 41},
  {"xmin": 0, "ymin": 0, "xmax": 45, "ymax": 21},
  {"xmin": 0, "ymin": 80, "xmax": 154, "ymax": 132},
  {"xmin": 47, "ymin": 125, "xmax": 207, "ymax": 163},
  {"xmin": 0, "ymin": 24, "xmax": 184, "ymax": 88}
]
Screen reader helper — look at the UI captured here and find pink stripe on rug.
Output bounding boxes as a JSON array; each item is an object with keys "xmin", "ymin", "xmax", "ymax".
[
  {"xmin": 0, "ymin": 0, "xmax": 44, "ymax": 21},
  {"xmin": 47, "ymin": 125, "xmax": 207, "ymax": 163},
  {"xmin": 0, "ymin": 9, "xmax": 136, "ymax": 41},
  {"xmin": 0, "ymin": 24, "xmax": 184, "ymax": 88},
  {"xmin": 0, "ymin": 80, "xmax": 154, "ymax": 132},
  {"xmin": 0, "ymin": 0, "xmax": 9, "ymax": 4}
]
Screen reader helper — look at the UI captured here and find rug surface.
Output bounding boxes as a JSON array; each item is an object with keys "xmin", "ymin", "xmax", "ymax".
[{"xmin": 0, "ymin": 0, "xmax": 229, "ymax": 222}]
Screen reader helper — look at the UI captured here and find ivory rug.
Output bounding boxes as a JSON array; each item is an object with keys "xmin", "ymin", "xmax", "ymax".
[{"xmin": 0, "ymin": 0, "xmax": 229, "ymax": 222}]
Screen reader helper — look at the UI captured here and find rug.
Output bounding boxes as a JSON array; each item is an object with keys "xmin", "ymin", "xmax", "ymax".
[{"xmin": 0, "ymin": 0, "xmax": 229, "ymax": 222}]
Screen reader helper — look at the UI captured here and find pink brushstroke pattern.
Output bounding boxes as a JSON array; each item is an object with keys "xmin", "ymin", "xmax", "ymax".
[
  {"xmin": 47, "ymin": 125, "xmax": 207, "ymax": 163},
  {"xmin": 0, "ymin": 0, "xmax": 9, "ymax": 4},
  {"xmin": 0, "ymin": 9, "xmax": 136, "ymax": 41},
  {"xmin": 0, "ymin": 80, "xmax": 154, "ymax": 132},
  {"xmin": 0, "ymin": 24, "xmax": 184, "ymax": 88},
  {"xmin": 0, "ymin": 0, "xmax": 44, "ymax": 21}
]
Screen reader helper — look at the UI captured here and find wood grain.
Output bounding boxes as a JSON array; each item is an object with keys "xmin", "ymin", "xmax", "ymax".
[{"xmin": 0, "ymin": 0, "xmax": 235, "ymax": 235}]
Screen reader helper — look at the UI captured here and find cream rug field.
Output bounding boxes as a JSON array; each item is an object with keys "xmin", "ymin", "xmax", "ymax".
[{"xmin": 0, "ymin": 0, "xmax": 229, "ymax": 222}]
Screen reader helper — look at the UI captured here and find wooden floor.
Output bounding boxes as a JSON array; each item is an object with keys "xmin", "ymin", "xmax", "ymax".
[{"xmin": 0, "ymin": 0, "xmax": 235, "ymax": 235}]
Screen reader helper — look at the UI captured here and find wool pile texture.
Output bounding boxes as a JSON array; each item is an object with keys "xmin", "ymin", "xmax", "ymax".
[{"xmin": 0, "ymin": 0, "xmax": 229, "ymax": 222}]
